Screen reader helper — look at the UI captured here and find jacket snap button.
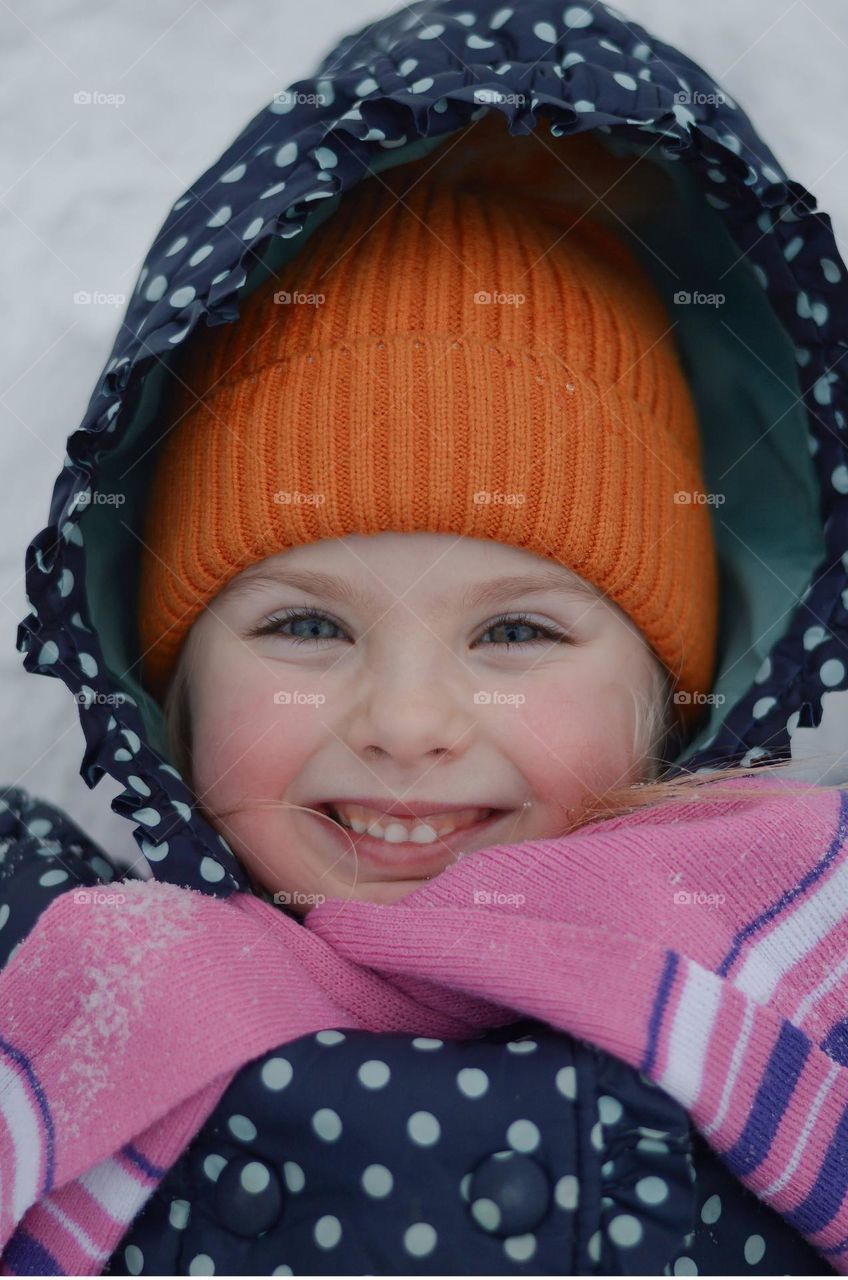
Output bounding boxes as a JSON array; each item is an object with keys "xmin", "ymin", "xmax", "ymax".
[
  {"xmin": 213, "ymin": 1155, "xmax": 285, "ymax": 1238},
  {"xmin": 467, "ymin": 1150, "xmax": 551, "ymax": 1237}
]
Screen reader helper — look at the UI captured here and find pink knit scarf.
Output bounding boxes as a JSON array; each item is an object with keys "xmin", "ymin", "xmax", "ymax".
[{"xmin": 2, "ymin": 774, "xmax": 848, "ymax": 1275}]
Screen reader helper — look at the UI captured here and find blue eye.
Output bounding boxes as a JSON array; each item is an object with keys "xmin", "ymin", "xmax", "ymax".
[
  {"xmin": 249, "ymin": 608, "xmax": 344, "ymax": 645},
  {"xmin": 478, "ymin": 613, "xmax": 571, "ymax": 648},
  {"xmin": 248, "ymin": 608, "xmax": 573, "ymax": 649}
]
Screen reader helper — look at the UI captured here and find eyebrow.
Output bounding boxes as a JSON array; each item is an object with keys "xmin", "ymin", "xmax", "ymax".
[{"xmin": 225, "ymin": 565, "xmax": 600, "ymax": 613}]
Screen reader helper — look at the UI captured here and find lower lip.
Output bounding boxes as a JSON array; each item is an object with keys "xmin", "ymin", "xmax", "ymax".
[{"xmin": 315, "ymin": 808, "xmax": 508, "ymax": 878}]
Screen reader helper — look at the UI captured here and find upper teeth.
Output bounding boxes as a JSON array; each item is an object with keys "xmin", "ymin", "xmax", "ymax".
[{"xmin": 331, "ymin": 803, "xmax": 491, "ymax": 845}]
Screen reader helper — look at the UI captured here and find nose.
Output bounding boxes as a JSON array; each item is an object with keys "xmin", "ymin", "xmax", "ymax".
[{"xmin": 345, "ymin": 650, "xmax": 474, "ymax": 767}]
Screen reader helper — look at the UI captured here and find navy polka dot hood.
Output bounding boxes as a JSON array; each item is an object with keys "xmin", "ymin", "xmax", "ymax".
[{"xmin": 15, "ymin": 0, "xmax": 848, "ymax": 904}]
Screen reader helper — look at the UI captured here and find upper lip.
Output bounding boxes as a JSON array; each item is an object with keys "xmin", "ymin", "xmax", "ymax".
[{"xmin": 318, "ymin": 798, "xmax": 500, "ymax": 819}]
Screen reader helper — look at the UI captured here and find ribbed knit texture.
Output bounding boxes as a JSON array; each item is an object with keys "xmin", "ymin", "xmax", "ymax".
[
  {"xmin": 138, "ymin": 140, "xmax": 719, "ymax": 722},
  {"xmin": 2, "ymin": 774, "xmax": 848, "ymax": 1274}
]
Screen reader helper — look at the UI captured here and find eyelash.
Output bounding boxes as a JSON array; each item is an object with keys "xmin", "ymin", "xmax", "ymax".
[{"xmin": 248, "ymin": 607, "xmax": 573, "ymax": 650}]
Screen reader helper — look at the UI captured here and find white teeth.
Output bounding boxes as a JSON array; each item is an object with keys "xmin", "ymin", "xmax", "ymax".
[
  {"xmin": 331, "ymin": 803, "xmax": 491, "ymax": 844},
  {"xmin": 382, "ymin": 821, "xmax": 439, "ymax": 844},
  {"xmin": 409, "ymin": 823, "xmax": 442, "ymax": 844}
]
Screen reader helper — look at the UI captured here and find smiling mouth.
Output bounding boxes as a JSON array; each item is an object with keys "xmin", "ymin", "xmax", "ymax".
[
  {"xmin": 312, "ymin": 802, "xmax": 510, "ymax": 877},
  {"xmin": 319, "ymin": 801, "xmax": 499, "ymax": 846}
]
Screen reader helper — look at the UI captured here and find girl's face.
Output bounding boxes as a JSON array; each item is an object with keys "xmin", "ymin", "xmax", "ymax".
[{"xmin": 183, "ymin": 532, "xmax": 666, "ymax": 912}]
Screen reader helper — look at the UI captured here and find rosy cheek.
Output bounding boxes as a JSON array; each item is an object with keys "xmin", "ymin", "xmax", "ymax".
[
  {"xmin": 523, "ymin": 681, "xmax": 595, "ymax": 744},
  {"xmin": 190, "ymin": 679, "xmax": 271, "ymax": 798},
  {"xmin": 508, "ymin": 683, "xmax": 631, "ymax": 802},
  {"xmin": 190, "ymin": 679, "xmax": 326, "ymax": 807}
]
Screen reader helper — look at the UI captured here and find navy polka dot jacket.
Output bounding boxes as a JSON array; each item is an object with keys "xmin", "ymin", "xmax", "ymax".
[{"xmin": 3, "ymin": 0, "xmax": 848, "ymax": 1273}]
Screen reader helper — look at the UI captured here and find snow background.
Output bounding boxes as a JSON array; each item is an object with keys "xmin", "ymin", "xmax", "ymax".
[{"xmin": 2, "ymin": 0, "xmax": 847, "ymax": 867}]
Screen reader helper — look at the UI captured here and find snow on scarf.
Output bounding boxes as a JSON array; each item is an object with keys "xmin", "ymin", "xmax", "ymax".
[{"xmin": 2, "ymin": 773, "xmax": 848, "ymax": 1275}]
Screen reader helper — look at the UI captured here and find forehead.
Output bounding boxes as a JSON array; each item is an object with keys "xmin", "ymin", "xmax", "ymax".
[
  {"xmin": 233, "ymin": 530, "xmax": 597, "ymax": 586},
  {"xmin": 221, "ymin": 533, "xmax": 603, "ymax": 614}
]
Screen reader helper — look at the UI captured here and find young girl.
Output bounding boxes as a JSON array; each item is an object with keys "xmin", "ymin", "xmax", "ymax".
[
  {"xmin": 2, "ymin": 0, "xmax": 848, "ymax": 1275},
  {"xmin": 137, "ymin": 124, "xmax": 706, "ymax": 917}
]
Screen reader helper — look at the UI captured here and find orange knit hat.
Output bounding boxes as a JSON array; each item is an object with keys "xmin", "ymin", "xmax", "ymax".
[{"xmin": 137, "ymin": 129, "xmax": 719, "ymax": 728}]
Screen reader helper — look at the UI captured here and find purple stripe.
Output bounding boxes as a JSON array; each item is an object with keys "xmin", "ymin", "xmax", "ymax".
[
  {"xmin": 122, "ymin": 1141, "xmax": 168, "ymax": 1181},
  {"xmin": 784, "ymin": 1098, "xmax": 848, "ymax": 1237},
  {"xmin": 0, "ymin": 1036, "xmax": 55, "ymax": 1194},
  {"xmin": 2, "ymin": 1227, "xmax": 62, "ymax": 1276},
  {"xmin": 723, "ymin": 1020, "xmax": 809, "ymax": 1177},
  {"xmin": 641, "ymin": 950, "xmax": 678, "ymax": 1075},
  {"xmin": 719, "ymin": 787, "xmax": 848, "ymax": 978}
]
